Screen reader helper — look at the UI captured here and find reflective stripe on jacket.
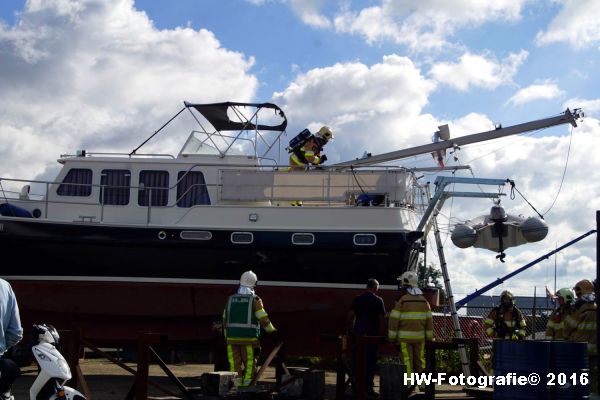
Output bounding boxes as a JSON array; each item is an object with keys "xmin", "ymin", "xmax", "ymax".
[
  {"xmin": 564, "ymin": 301, "xmax": 597, "ymax": 356},
  {"xmin": 290, "ymin": 145, "xmax": 321, "ymax": 167},
  {"xmin": 484, "ymin": 306, "xmax": 526, "ymax": 339},
  {"xmin": 545, "ymin": 305, "xmax": 573, "ymax": 340},
  {"xmin": 388, "ymin": 293, "xmax": 433, "ymax": 343}
]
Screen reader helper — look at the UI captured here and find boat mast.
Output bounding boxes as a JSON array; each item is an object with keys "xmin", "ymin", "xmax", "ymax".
[{"xmin": 332, "ymin": 108, "xmax": 583, "ymax": 168}]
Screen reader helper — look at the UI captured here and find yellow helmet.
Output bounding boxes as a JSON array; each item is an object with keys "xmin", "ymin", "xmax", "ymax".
[
  {"xmin": 574, "ymin": 279, "xmax": 594, "ymax": 295},
  {"xmin": 315, "ymin": 126, "xmax": 334, "ymax": 142}
]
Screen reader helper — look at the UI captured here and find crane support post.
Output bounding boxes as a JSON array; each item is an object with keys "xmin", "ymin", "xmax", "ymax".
[
  {"xmin": 333, "ymin": 108, "xmax": 583, "ymax": 168},
  {"xmin": 416, "ymin": 177, "xmax": 509, "ymax": 232}
]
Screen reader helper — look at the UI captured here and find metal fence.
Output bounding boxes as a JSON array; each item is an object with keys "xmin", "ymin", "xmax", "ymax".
[{"xmin": 430, "ymin": 305, "xmax": 556, "ymax": 373}]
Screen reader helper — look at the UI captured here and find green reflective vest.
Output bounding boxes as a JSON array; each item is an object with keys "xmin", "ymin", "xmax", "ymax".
[{"xmin": 225, "ymin": 294, "xmax": 260, "ymax": 339}]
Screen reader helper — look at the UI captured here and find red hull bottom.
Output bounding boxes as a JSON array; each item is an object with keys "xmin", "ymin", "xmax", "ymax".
[{"xmin": 12, "ymin": 281, "xmax": 432, "ymax": 356}]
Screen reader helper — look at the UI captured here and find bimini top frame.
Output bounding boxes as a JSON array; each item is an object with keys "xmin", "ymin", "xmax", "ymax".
[{"xmin": 129, "ymin": 102, "xmax": 288, "ymax": 161}]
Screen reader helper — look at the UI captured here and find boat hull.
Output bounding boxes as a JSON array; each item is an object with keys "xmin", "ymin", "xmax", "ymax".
[
  {"xmin": 1, "ymin": 218, "xmax": 425, "ymax": 355},
  {"xmin": 10, "ymin": 280, "xmax": 418, "ymax": 356}
]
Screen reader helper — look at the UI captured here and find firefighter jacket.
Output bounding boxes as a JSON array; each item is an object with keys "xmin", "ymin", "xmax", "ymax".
[
  {"xmin": 223, "ymin": 294, "xmax": 276, "ymax": 345},
  {"xmin": 388, "ymin": 293, "xmax": 433, "ymax": 344},
  {"xmin": 564, "ymin": 300, "xmax": 597, "ymax": 356},
  {"xmin": 290, "ymin": 139, "xmax": 322, "ymax": 168},
  {"xmin": 545, "ymin": 304, "xmax": 573, "ymax": 340},
  {"xmin": 484, "ymin": 305, "xmax": 526, "ymax": 339}
]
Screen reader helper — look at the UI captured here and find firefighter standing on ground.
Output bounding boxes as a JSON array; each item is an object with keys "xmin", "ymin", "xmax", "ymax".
[
  {"xmin": 223, "ymin": 271, "xmax": 277, "ymax": 387},
  {"xmin": 388, "ymin": 271, "xmax": 433, "ymax": 375},
  {"xmin": 564, "ymin": 279, "xmax": 597, "ymax": 396},
  {"xmin": 289, "ymin": 126, "xmax": 333, "ymax": 171},
  {"xmin": 484, "ymin": 290, "xmax": 527, "ymax": 340},
  {"xmin": 545, "ymin": 288, "xmax": 575, "ymax": 340}
]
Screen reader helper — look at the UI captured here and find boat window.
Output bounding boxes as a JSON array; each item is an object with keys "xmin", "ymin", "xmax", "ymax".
[
  {"xmin": 180, "ymin": 230, "xmax": 212, "ymax": 240},
  {"xmin": 57, "ymin": 169, "xmax": 92, "ymax": 197},
  {"xmin": 100, "ymin": 169, "xmax": 131, "ymax": 205},
  {"xmin": 138, "ymin": 170, "xmax": 169, "ymax": 206},
  {"xmin": 231, "ymin": 232, "xmax": 253, "ymax": 244},
  {"xmin": 353, "ymin": 234, "xmax": 377, "ymax": 246},
  {"xmin": 176, "ymin": 171, "xmax": 211, "ymax": 207},
  {"xmin": 292, "ymin": 233, "xmax": 315, "ymax": 245}
]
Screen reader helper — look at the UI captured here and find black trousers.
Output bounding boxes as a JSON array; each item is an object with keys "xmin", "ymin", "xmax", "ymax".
[
  {"xmin": 0, "ymin": 358, "xmax": 20, "ymax": 393},
  {"xmin": 352, "ymin": 342, "xmax": 378, "ymax": 393}
]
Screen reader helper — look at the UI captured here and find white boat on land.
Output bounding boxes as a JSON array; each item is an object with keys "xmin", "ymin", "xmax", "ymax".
[{"xmin": 0, "ymin": 102, "xmax": 582, "ymax": 354}]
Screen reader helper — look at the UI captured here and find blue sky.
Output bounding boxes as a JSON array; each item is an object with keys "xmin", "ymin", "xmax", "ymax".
[{"xmin": 1, "ymin": 0, "xmax": 599, "ymax": 298}]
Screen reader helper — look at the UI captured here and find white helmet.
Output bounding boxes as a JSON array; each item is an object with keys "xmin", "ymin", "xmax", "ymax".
[
  {"xmin": 240, "ymin": 270, "xmax": 258, "ymax": 288},
  {"xmin": 398, "ymin": 271, "xmax": 418, "ymax": 288},
  {"xmin": 555, "ymin": 288, "xmax": 575, "ymax": 304},
  {"xmin": 315, "ymin": 126, "xmax": 334, "ymax": 142}
]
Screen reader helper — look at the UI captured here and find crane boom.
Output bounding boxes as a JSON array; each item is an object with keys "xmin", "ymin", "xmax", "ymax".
[{"xmin": 332, "ymin": 108, "xmax": 583, "ymax": 168}]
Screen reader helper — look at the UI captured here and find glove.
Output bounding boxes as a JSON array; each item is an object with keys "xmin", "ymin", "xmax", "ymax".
[
  {"xmin": 271, "ymin": 329, "xmax": 283, "ymax": 342},
  {"xmin": 320, "ymin": 154, "xmax": 328, "ymax": 163}
]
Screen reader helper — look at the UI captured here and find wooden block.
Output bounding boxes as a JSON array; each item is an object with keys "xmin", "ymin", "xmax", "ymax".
[
  {"xmin": 379, "ymin": 363, "xmax": 406, "ymax": 400},
  {"xmin": 201, "ymin": 371, "xmax": 238, "ymax": 396},
  {"xmin": 302, "ymin": 369, "xmax": 325, "ymax": 400}
]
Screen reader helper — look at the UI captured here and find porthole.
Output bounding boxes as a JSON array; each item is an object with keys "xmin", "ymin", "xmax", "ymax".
[
  {"xmin": 231, "ymin": 232, "xmax": 253, "ymax": 244},
  {"xmin": 353, "ymin": 233, "xmax": 377, "ymax": 246},
  {"xmin": 158, "ymin": 231, "xmax": 167, "ymax": 240},
  {"xmin": 180, "ymin": 230, "xmax": 212, "ymax": 240},
  {"xmin": 292, "ymin": 233, "xmax": 315, "ymax": 245}
]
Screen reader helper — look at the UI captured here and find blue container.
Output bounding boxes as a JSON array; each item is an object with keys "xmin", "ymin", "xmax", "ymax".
[
  {"xmin": 551, "ymin": 341, "xmax": 589, "ymax": 400},
  {"xmin": 493, "ymin": 340, "xmax": 552, "ymax": 400},
  {"xmin": 355, "ymin": 193, "xmax": 385, "ymax": 206},
  {"xmin": 0, "ymin": 203, "xmax": 32, "ymax": 218}
]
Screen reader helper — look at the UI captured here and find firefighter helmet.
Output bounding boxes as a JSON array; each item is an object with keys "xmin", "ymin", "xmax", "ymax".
[
  {"xmin": 500, "ymin": 290, "xmax": 514, "ymax": 300},
  {"xmin": 398, "ymin": 271, "xmax": 418, "ymax": 288},
  {"xmin": 315, "ymin": 126, "xmax": 334, "ymax": 142},
  {"xmin": 555, "ymin": 288, "xmax": 575, "ymax": 304},
  {"xmin": 240, "ymin": 270, "xmax": 258, "ymax": 288},
  {"xmin": 574, "ymin": 279, "xmax": 594, "ymax": 295}
]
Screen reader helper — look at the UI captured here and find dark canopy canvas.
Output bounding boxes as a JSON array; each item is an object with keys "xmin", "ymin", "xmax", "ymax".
[{"xmin": 185, "ymin": 101, "xmax": 288, "ymax": 132}]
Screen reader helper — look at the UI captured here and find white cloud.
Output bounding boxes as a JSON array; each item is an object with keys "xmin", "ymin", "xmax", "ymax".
[
  {"xmin": 564, "ymin": 97, "xmax": 600, "ymax": 116},
  {"xmin": 436, "ymin": 115, "xmax": 600, "ymax": 297},
  {"xmin": 275, "ymin": 58, "xmax": 599, "ymax": 296},
  {"xmin": 536, "ymin": 0, "xmax": 600, "ymax": 48},
  {"xmin": 288, "ymin": 0, "xmax": 331, "ymax": 28},
  {"xmin": 429, "ymin": 51, "xmax": 528, "ymax": 91},
  {"xmin": 333, "ymin": 0, "xmax": 527, "ymax": 51},
  {"xmin": 506, "ymin": 81, "xmax": 564, "ymax": 106},
  {"xmin": 273, "ymin": 55, "xmax": 438, "ymax": 161},
  {"xmin": 0, "ymin": 0, "xmax": 257, "ymax": 180},
  {"xmin": 245, "ymin": 0, "xmax": 331, "ymax": 28},
  {"xmin": 275, "ymin": 55, "xmax": 435, "ymax": 120}
]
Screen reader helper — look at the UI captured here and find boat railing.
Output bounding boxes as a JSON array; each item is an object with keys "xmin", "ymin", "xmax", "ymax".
[
  {"xmin": 0, "ymin": 164, "xmax": 418, "ymax": 224},
  {"xmin": 60, "ymin": 152, "xmax": 177, "ymax": 159}
]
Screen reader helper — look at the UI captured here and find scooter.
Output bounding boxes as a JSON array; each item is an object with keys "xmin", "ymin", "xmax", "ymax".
[{"xmin": 30, "ymin": 324, "xmax": 86, "ymax": 400}]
